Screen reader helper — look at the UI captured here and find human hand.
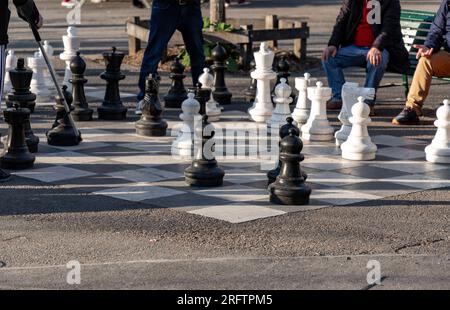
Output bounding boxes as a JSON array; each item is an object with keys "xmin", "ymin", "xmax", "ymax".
[
  {"xmin": 322, "ymin": 46, "xmax": 337, "ymax": 61},
  {"xmin": 367, "ymin": 47, "xmax": 382, "ymax": 67},
  {"xmin": 413, "ymin": 45, "xmax": 433, "ymax": 59},
  {"xmin": 36, "ymin": 14, "xmax": 43, "ymax": 29}
]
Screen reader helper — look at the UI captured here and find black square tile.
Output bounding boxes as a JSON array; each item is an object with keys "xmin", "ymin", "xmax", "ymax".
[{"xmin": 336, "ymin": 166, "xmax": 410, "ymax": 179}]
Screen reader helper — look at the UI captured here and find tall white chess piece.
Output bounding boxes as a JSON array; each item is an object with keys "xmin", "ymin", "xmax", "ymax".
[
  {"xmin": 341, "ymin": 97, "xmax": 377, "ymax": 160},
  {"xmin": 3, "ymin": 50, "xmax": 17, "ymax": 96},
  {"xmin": 43, "ymin": 41, "xmax": 56, "ymax": 91},
  {"xmin": 301, "ymin": 81, "xmax": 334, "ymax": 141},
  {"xmin": 60, "ymin": 26, "xmax": 80, "ymax": 91},
  {"xmin": 28, "ymin": 51, "xmax": 52, "ymax": 103},
  {"xmin": 291, "ymin": 72, "xmax": 316, "ymax": 125},
  {"xmin": 267, "ymin": 78, "xmax": 293, "ymax": 129},
  {"xmin": 425, "ymin": 99, "xmax": 450, "ymax": 163},
  {"xmin": 335, "ymin": 82, "xmax": 375, "ymax": 146},
  {"xmin": 171, "ymin": 93, "xmax": 201, "ymax": 159},
  {"xmin": 248, "ymin": 42, "xmax": 277, "ymax": 123},
  {"xmin": 199, "ymin": 68, "xmax": 221, "ymax": 122}
]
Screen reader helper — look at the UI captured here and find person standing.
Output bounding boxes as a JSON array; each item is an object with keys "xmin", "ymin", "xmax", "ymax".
[{"xmin": 136, "ymin": 0, "xmax": 205, "ymax": 115}]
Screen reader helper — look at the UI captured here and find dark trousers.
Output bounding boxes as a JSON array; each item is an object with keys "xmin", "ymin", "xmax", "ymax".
[{"xmin": 137, "ymin": 0, "xmax": 205, "ymax": 101}]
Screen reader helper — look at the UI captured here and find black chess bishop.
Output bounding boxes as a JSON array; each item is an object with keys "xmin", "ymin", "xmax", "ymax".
[
  {"xmin": 98, "ymin": 47, "xmax": 128, "ymax": 120},
  {"xmin": 135, "ymin": 74, "xmax": 168, "ymax": 136},
  {"xmin": 70, "ymin": 52, "xmax": 93, "ymax": 121},
  {"xmin": 211, "ymin": 43, "xmax": 232, "ymax": 105},
  {"xmin": 268, "ymin": 128, "xmax": 311, "ymax": 205},
  {"xmin": 164, "ymin": 58, "xmax": 188, "ymax": 109}
]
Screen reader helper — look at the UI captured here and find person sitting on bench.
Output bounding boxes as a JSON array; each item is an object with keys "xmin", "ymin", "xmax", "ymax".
[{"xmin": 393, "ymin": 0, "xmax": 450, "ymax": 125}]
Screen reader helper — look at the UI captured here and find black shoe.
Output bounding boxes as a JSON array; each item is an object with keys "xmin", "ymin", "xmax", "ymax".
[
  {"xmin": 132, "ymin": 0, "xmax": 146, "ymax": 9},
  {"xmin": 392, "ymin": 107, "xmax": 420, "ymax": 125},
  {"xmin": 0, "ymin": 169, "xmax": 11, "ymax": 183}
]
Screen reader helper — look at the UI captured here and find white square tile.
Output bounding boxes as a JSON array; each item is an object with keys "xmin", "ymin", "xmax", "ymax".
[
  {"xmin": 36, "ymin": 151, "xmax": 104, "ymax": 165},
  {"xmin": 302, "ymin": 156, "xmax": 364, "ymax": 171},
  {"xmin": 370, "ymin": 161, "xmax": 449, "ymax": 174},
  {"xmin": 302, "ymin": 144, "xmax": 342, "ymax": 156},
  {"xmin": 107, "ymin": 167, "xmax": 182, "ymax": 183},
  {"xmin": 308, "ymin": 171, "xmax": 372, "ymax": 187},
  {"xmin": 14, "ymin": 166, "xmax": 95, "ymax": 182},
  {"xmin": 121, "ymin": 142, "xmax": 171, "ymax": 153},
  {"xmin": 112, "ymin": 154, "xmax": 189, "ymax": 166},
  {"xmin": 383, "ymin": 174, "xmax": 450, "ymax": 190},
  {"xmin": 78, "ymin": 128, "xmax": 113, "ymax": 138},
  {"xmin": 46, "ymin": 140, "xmax": 110, "ymax": 151},
  {"xmin": 372, "ymin": 135, "xmax": 424, "ymax": 147},
  {"xmin": 195, "ymin": 185, "xmax": 268, "ymax": 202},
  {"xmin": 93, "ymin": 183, "xmax": 185, "ymax": 202},
  {"xmin": 312, "ymin": 188, "xmax": 381, "ymax": 205},
  {"xmin": 188, "ymin": 204, "xmax": 286, "ymax": 223},
  {"xmin": 223, "ymin": 168, "xmax": 267, "ymax": 184},
  {"xmin": 377, "ymin": 147, "xmax": 425, "ymax": 160}
]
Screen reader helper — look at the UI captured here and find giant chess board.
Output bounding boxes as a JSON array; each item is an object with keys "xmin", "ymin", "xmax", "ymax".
[{"xmin": 7, "ymin": 109, "xmax": 450, "ymax": 224}]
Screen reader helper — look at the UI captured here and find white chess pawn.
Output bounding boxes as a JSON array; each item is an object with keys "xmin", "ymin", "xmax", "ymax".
[
  {"xmin": 291, "ymin": 72, "xmax": 316, "ymax": 125},
  {"xmin": 341, "ymin": 96, "xmax": 377, "ymax": 161},
  {"xmin": 267, "ymin": 78, "xmax": 293, "ymax": 129},
  {"xmin": 3, "ymin": 50, "xmax": 17, "ymax": 95},
  {"xmin": 199, "ymin": 68, "xmax": 214, "ymax": 89},
  {"xmin": 171, "ymin": 92, "xmax": 202, "ymax": 159},
  {"xmin": 425, "ymin": 99, "xmax": 450, "ymax": 163},
  {"xmin": 335, "ymin": 82, "xmax": 375, "ymax": 146},
  {"xmin": 28, "ymin": 51, "xmax": 52, "ymax": 103},
  {"xmin": 43, "ymin": 41, "xmax": 56, "ymax": 91},
  {"xmin": 248, "ymin": 42, "xmax": 277, "ymax": 123},
  {"xmin": 301, "ymin": 81, "xmax": 334, "ymax": 141},
  {"xmin": 199, "ymin": 68, "xmax": 221, "ymax": 121},
  {"xmin": 60, "ymin": 26, "xmax": 80, "ymax": 91}
]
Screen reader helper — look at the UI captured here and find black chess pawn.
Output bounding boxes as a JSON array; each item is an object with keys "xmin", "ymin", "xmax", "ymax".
[
  {"xmin": 47, "ymin": 85, "xmax": 82, "ymax": 146},
  {"xmin": 211, "ymin": 43, "xmax": 232, "ymax": 105},
  {"xmin": 185, "ymin": 115, "xmax": 225, "ymax": 187},
  {"xmin": 194, "ymin": 82, "xmax": 210, "ymax": 116},
  {"xmin": 6, "ymin": 58, "xmax": 36, "ymax": 113},
  {"xmin": 244, "ymin": 59, "xmax": 257, "ymax": 103},
  {"xmin": 98, "ymin": 47, "xmax": 127, "ymax": 120},
  {"xmin": 0, "ymin": 104, "xmax": 35, "ymax": 170},
  {"xmin": 70, "ymin": 52, "xmax": 93, "ymax": 121},
  {"xmin": 135, "ymin": 74, "xmax": 168, "ymax": 136},
  {"xmin": 164, "ymin": 58, "xmax": 188, "ymax": 109},
  {"xmin": 269, "ymin": 128, "xmax": 311, "ymax": 205}
]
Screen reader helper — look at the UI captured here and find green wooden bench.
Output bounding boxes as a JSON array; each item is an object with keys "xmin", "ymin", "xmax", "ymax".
[{"xmin": 387, "ymin": 9, "xmax": 450, "ymax": 97}]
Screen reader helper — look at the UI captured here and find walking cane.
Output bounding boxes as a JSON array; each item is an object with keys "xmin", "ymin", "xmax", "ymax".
[{"xmin": 27, "ymin": 21, "xmax": 82, "ymax": 142}]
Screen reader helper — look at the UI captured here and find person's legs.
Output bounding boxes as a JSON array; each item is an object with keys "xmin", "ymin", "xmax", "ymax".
[
  {"xmin": 178, "ymin": 1, "xmax": 205, "ymax": 86},
  {"xmin": 322, "ymin": 45, "xmax": 367, "ymax": 103},
  {"xmin": 0, "ymin": 44, "xmax": 11, "ymax": 182},
  {"xmin": 364, "ymin": 49, "xmax": 389, "ymax": 106},
  {"xmin": 137, "ymin": 1, "xmax": 179, "ymax": 101}
]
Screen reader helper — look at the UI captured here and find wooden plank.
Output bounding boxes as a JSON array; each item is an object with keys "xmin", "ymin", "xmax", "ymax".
[
  {"xmin": 294, "ymin": 21, "xmax": 308, "ymax": 61},
  {"xmin": 240, "ymin": 24, "xmax": 254, "ymax": 69},
  {"xmin": 210, "ymin": 0, "xmax": 226, "ymax": 24},
  {"xmin": 251, "ymin": 27, "xmax": 309, "ymax": 42},
  {"xmin": 127, "ymin": 16, "xmax": 141, "ymax": 55},
  {"xmin": 265, "ymin": 15, "xmax": 278, "ymax": 48}
]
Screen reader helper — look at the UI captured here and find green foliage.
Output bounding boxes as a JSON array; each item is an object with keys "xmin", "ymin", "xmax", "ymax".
[{"xmin": 202, "ymin": 17, "xmax": 235, "ymax": 32}]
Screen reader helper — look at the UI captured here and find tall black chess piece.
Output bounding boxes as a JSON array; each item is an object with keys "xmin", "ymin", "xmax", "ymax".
[
  {"xmin": 98, "ymin": 47, "xmax": 127, "ymax": 120},
  {"xmin": 269, "ymin": 128, "xmax": 311, "ymax": 205},
  {"xmin": 0, "ymin": 104, "xmax": 35, "ymax": 170},
  {"xmin": 267, "ymin": 117, "xmax": 308, "ymax": 185},
  {"xmin": 6, "ymin": 58, "xmax": 36, "ymax": 113},
  {"xmin": 70, "ymin": 52, "xmax": 93, "ymax": 121},
  {"xmin": 6, "ymin": 59, "xmax": 39, "ymax": 153},
  {"xmin": 194, "ymin": 83, "xmax": 210, "ymax": 116},
  {"xmin": 164, "ymin": 58, "xmax": 188, "ymax": 109},
  {"xmin": 135, "ymin": 74, "xmax": 168, "ymax": 136},
  {"xmin": 47, "ymin": 85, "xmax": 82, "ymax": 146},
  {"xmin": 185, "ymin": 115, "xmax": 225, "ymax": 187},
  {"xmin": 211, "ymin": 43, "xmax": 232, "ymax": 105},
  {"xmin": 244, "ymin": 59, "xmax": 257, "ymax": 103}
]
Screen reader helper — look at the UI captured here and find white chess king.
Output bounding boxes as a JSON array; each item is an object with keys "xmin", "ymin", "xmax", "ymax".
[
  {"xmin": 267, "ymin": 78, "xmax": 293, "ymax": 129},
  {"xmin": 248, "ymin": 42, "xmax": 277, "ymax": 123},
  {"xmin": 425, "ymin": 99, "xmax": 450, "ymax": 163},
  {"xmin": 291, "ymin": 72, "xmax": 316, "ymax": 125},
  {"xmin": 60, "ymin": 26, "xmax": 80, "ymax": 90},
  {"xmin": 28, "ymin": 51, "xmax": 52, "ymax": 102},
  {"xmin": 341, "ymin": 96, "xmax": 377, "ymax": 161}
]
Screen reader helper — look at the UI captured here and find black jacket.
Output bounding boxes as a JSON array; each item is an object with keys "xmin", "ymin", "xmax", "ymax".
[
  {"xmin": 0, "ymin": 0, "xmax": 40, "ymax": 46},
  {"xmin": 328, "ymin": 0, "xmax": 410, "ymax": 74}
]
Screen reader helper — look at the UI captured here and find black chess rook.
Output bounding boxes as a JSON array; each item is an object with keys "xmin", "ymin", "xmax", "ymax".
[
  {"xmin": 70, "ymin": 52, "xmax": 93, "ymax": 121},
  {"xmin": 211, "ymin": 43, "xmax": 232, "ymax": 105},
  {"xmin": 98, "ymin": 47, "xmax": 128, "ymax": 120},
  {"xmin": 163, "ymin": 58, "xmax": 188, "ymax": 109}
]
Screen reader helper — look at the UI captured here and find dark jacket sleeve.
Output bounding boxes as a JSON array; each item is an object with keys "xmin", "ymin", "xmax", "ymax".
[
  {"xmin": 328, "ymin": 0, "xmax": 352, "ymax": 47},
  {"xmin": 424, "ymin": 0, "xmax": 448, "ymax": 51},
  {"xmin": 13, "ymin": 0, "xmax": 40, "ymax": 26},
  {"xmin": 372, "ymin": 0, "xmax": 402, "ymax": 51}
]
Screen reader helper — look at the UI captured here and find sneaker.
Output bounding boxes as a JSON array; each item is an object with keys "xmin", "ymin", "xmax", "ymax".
[
  {"xmin": 392, "ymin": 107, "xmax": 420, "ymax": 125},
  {"xmin": 61, "ymin": 0, "xmax": 76, "ymax": 8},
  {"xmin": 326, "ymin": 99, "xmax": 342, "ymax": 110},
  {"xmin": 135, "ymin": 100, "xmax": 143, "ymax": 115}
]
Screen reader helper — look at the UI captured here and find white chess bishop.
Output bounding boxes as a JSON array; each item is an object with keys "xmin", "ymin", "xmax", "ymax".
[
  {"xmin": 43, "ymin": 41, "xmax": 56, "ymax": 91},
  {"xmin": 335, "ymin": 82, "xmax": 375, "ymax": 146},
  {"xmin": 171, "ymin": 93, "xmax": 202, "ymax": 159},
  {"xmin": 60, "ymin": 26, "xmax": 80, "ymax": 91},
  {"xmin": 341, "ymin": 96, "xmax": 377, "ymax": 161},
  {"xmin": 425, "ymin": 99, "xmax": 450, "ymax": 163},
  {"xmin": 248, "ymin": 42, "xmax": 277, "ymax": 123},
  {"xmin": 301, "ymin": 81, "xmax": 334, "ymax": 141},
  {"xmin": 291, "ymin": 72, "xmax": 316, "ymax": 125},
  {"xmin": 3, "ymin": 50, "xmax": 17, "ymax": 95},
  {"xmin": 267, "ymin": 78, "xmax": 293, "ymax": 129},
  {"xmin": 28, "ymin": 51, "xmax": 52, "ymax": 102},
  {"xmin": 199, "ymin": 68, "xmax": 221, "ymax": 122}
]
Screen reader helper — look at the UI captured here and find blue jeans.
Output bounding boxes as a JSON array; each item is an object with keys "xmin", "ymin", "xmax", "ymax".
[
  {"xmin": 137, "ymin": 0, "xmax": 205, "ymax": 101},
  {"xmin": 322, "ymin": 45, "xmax": 390, "ymax": 106}
]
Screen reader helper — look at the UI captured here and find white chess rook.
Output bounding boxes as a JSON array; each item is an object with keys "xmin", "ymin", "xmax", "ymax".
[
  {"xmin": 3, "ymin": 50, "xmax": 17, "ymax": 96},
  {"xmin": 341, "ymin": 96, "xmax": 377, "ymax": 161},
  {"xmin": 60, "ymin": 26, "xmax": 80, "ymax": 91},
  {"xmin": 248, "ymin": 42, "xmax": 277, "ymax": 123},
  {"xmin": 267, "ymin": 78, "xmax": 293, "ymax": 129},
  {"xmin": 28, "ymin": 51, "xmax": 52, "ymax": 103},
  {"xmin": 335, "ymin": 82, "xmax": 375, "ymax": 146},
  {"xmin": 425, "ymin": 99, "xmax": 450, "ymax": 163},
  {"xmin": 301, "ymin": 81, "xmax": 334, "ymax": 141},
  {"xmin": 171, "ymin": 93, "xmax": 202, "ymax": 159},
  {"xmin": 199, "ymin": 68, "xmax": 221, "ymax": 122},
  {"xmin": 291, "ymin": 72, "xmax": 316, "ymax": 125}
]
